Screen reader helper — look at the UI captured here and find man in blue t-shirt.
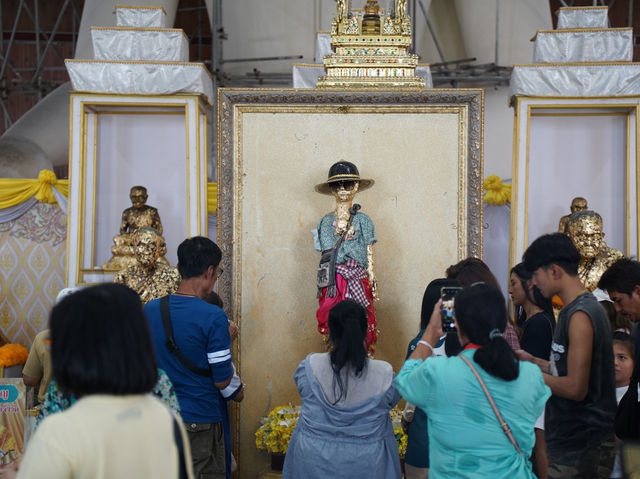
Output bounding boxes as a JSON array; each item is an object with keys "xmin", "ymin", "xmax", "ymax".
[{"xmin": 145, "ymin": 236, "xmax": 243, "ymax": 479}]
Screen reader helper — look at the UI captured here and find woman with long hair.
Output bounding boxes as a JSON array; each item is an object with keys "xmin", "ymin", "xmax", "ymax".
[
  {"xmin": 15, "ymin": 284, "xmax": 193, "ymax": 479},
  {"xmin": 396, "ymin": 284, "xmax": 550, "ymax": 478},
  {"xmin": 509, "ymin": 263, "xmax": 555, "ymax": 360},
  {"xmin": 283, "ymin": 300, "xmax": 401, "ymax": 478}
]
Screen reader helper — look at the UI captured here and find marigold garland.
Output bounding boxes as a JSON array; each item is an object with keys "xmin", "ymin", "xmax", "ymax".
[
  {"xmin": 255, "ymin": 404, "xmax": 408, "ymax": 458},
  {"xmin": 0, "ymin": 344, "xmax": 29, "ymax": 368},
  {"xmin": 483, "ymin": 175, "xmax": 511, "ymax": 206}
]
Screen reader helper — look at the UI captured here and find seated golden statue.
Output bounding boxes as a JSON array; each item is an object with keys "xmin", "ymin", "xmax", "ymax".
[
  {"xmin": 113, "ymin": 227, "xmax": 180, "ymax": 304},
  {"xmin": 104, "ymin": 186, "xmax": 168, "ymax": 269},
  {"xmin": 558, "ymin": 196, "xmax": 587, "ymax": 234},
  {"xmin": 568, "ymin": 210, "xmax": 623, "ymax": 291}
]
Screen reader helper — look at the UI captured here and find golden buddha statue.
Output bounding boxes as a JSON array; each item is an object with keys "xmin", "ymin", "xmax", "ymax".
[
  {"xmin": 104, "ymin": 186, "xmax": 168, "ymax": 269},
  {"xmin": 558, "ymin": 196, "xmax": 587, "ymax": 235},
  {"xmin": 113, "ymin": 227, "xmax": 180, "ymax": 304},
  {"xmin": 568, "ymin": 210, "xmax": 623, "ymax": 291}
]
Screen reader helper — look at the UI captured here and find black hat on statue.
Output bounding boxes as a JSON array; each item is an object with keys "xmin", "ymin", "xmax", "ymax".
[{"xmin": 314, "ymin": 160, "xmax": 375, "ymax": 195}]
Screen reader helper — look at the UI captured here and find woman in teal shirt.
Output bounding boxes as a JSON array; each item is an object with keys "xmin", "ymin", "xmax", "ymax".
[{"xmin": 396, "ymin": 283, "xmax": 550, "ymax": 479}]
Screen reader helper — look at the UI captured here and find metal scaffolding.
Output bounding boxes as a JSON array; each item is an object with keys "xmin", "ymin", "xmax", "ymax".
[{"xmin": 0, "ymin": 0, "xmax": 82, "ymax": 132}]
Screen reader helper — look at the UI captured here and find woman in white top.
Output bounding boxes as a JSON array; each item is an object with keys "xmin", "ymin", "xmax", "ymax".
[{"xmin": 13, "ymin": 283, "xmax": 193, "ymax": 479}]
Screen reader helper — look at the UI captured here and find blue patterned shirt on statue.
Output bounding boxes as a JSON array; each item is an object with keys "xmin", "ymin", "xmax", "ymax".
[{"xmin": 315, "ymin": 212, "xmax": 376, "ymax": 268}]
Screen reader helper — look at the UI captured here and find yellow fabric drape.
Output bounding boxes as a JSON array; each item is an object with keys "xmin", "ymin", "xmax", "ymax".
[
  {"xmin": 0, "ymin": 169, "xmax": 215, "ymax": 213},
  {"xmin": 207, "ymin": 182, "xmax": 217, "ymax": 214},
  {"xmin": 0, "ymin": 170, "xmax": 69, "ymax": 208}
]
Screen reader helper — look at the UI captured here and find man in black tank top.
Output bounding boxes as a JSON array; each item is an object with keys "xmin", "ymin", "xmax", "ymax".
[{"xmin": 520, "ymin": 233, "xmax": 616, "ymax": 479}]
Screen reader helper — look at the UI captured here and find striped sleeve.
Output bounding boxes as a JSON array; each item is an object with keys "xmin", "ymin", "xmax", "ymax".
[{"xmin": 207, "ymin": 311, "xmax": 233, "ymax": 383}]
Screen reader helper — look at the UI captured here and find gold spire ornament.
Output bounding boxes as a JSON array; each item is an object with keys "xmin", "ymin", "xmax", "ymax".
[{"xmin": 319, "ymin": 0, "xmax": 424, "ymax": 89}]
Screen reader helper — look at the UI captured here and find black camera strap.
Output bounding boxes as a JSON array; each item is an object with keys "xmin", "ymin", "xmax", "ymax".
[{"xmin": 160, "ymin": 295, "xmax": 210, "ymax": 377}]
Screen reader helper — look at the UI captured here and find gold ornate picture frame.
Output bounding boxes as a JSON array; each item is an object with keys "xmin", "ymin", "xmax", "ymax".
[{"xmin": 216, "ymin": 88, "xmax": 483, "ymax": 476}]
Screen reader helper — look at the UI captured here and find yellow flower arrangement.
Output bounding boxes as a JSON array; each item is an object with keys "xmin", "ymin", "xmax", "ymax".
[
  {"xmin": 0, "ymin": 344, "xmax": 28, "ymax": 368},
  {"xmin": 255, "ymin": 405, "xmax": 301, "ymax": 454},
  {"xmin": 483, "ymin": 175, "xmax": 511, "ymax": 206},
  {"xmin": 255, "ymin": 404, "xmax": 409, "ymax": 458}
]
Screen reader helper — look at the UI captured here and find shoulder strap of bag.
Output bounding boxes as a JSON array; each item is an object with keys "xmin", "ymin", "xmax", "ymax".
[
  {"xmin": 160, "ymin": 296, "xmax": 210, "ymax": 377},
  {"xmin": 172, "ymin": 415, "xmax": 188, "ymax": 479},
  {"xmin": 460, "ymin": 354, "xmax": 524, "ymax": 456}
]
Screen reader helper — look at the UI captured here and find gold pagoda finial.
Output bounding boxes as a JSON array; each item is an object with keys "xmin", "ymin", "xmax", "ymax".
[
  {"xmin": 319, "ymin": 0, "xmax": 424, "ymax": 89},
  {"xmin": 362, "ymin": 0, "xmax": 381, "ymax": 34}
]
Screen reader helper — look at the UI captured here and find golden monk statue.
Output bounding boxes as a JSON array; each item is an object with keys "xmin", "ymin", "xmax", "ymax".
[
  {"xmin": 104, "ymin": 186, "xmax": 168, "ymax": 269},
  {"xmin": 113, "ymin": 227, "xmax": 180, "ymax": 304},
  {"xmin": 568, "ymin": 210, "xmax": 623, "ymax": 291},
  {"xmin": 558, "ymin": 196, "xmax": 587, "ymax": 235}
]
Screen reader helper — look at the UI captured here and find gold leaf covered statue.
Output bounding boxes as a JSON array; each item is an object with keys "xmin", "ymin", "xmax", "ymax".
[
  {"xmin": 567, "ymin": 210, "xmax": 623, "ymax": 291},
  {"xmin": 558, "ymin": 196, "xmax": 587, "ymax": 235},
  {"xmin": 113, "ymin": 227, "xmax": 180, "ymax": 304},
  {"xmin": 314, "ymin": 161, "xmax": 378, "ymax": 354},
  {"xmin": 104, "ymin": 186, "xmax": 168, "ymax": 270}
]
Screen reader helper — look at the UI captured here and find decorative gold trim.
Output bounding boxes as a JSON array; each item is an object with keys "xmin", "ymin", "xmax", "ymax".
[
  {"xmin": 524, "ymin": 104, "xmax": 531, "ymax": 254},
  {"xmin": 65, "ymin": 95, "xmax": 74, "ymax": 287},
  {"xmin": 558, "ymin": 6, "xmax": 608, "ymax": 10},
  {"xmin": 509, "ymin": 97, "xmax": 521, "ymax": 269},
  {"xmin": 115, "ymin": 5, "xmax": 167, "ymax": 14},
  {"xmin": 636, "ymin": 106, "xmax": 640, "ymax": 255},
  {"xmin": 531, "ymin": 111, "xmax": 630, "ymax": 116},
  {"xmin": 185, "ymin": 103, "xmax": 191, "ymax": 235},
  {"xmin": 514, "ymin": 62, "xmax": 639, "ymax": 67},
  {"xmin": 196, "ymin": 100, "xmax": 202, "ymax": 236},
  {"xmin": 627, "ymin": 112, "xmax": 631, "ymax": 253},
  {"xmin": 90, "ymin": 113, "xmax": 98, "ymax": 268},
  {"xmin": 90, "ymin": 26, "xmax": 187, "ymax": 40},
  {"xmin": 535, "ymin": 27, "xmax": 632, "ymax": 34}
]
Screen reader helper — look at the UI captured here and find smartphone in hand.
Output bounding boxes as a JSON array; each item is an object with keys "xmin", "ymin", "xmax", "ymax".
[{"xmin": 440, "ymin": 286, "xmax": 462, "ymax": 333}]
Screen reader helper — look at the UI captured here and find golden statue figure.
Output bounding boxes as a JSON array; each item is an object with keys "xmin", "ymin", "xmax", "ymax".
[
  {"xmin": 568, "ymin": 210, "xmax": 623, "ymax": 291},
  {"xmin": 558, "ymin": 196, "xmax": 587, "ymax": 235},
  {"xmin": 314, "ymin": 161, "xmax": 378, "ymax": 354},
  {"xmin": 104, "ymin": 186, "xmax": 168, "ymax": 269},
  {"xmin": 113, "ymin": 227, "xmax": 180, "ymax": 304}
]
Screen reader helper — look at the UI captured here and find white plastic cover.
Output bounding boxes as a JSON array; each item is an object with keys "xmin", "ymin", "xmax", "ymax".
[
  {"xmin": 533, "ymin": 29, "xmax": 632, "ymax": 63},
  {"xmin": 91, "ymin": 28, "xmax": 189, "ymax": 62},
  {"xmin": 292, "ymin": 64, "xmax": 433, "ymax": 89},
  {"xmin": 557, "ymin": 7, "xmax": 609, "ymax": 29},
  {"xmin": 65, "ymin": 60, "xmax": 214, "ymax": 104},
  {"xmin": 116, "ymin": 6, "xmax": 167, "ymax": 28},
  {"xmin": 315, "ymin": 33, "xmax": 332, "ymax": 63},
  {"xmin": 509, "ymin": 63, "xmax": 640, "ymax": 99}
]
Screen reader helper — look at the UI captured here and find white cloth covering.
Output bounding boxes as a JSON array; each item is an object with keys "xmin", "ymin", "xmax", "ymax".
[
  {"xmin": 533, "ymin": 29, "xmax": 633, "ymax": 63},
  {"xmin": 509, "ymin": 63, "xmax": 640, "ymax": 99},
  {"xmin": 557, "ymin": 7, "xmax": 609, "ymax": 29},
  {"xmin": 91, "ymin": 28, "xmax": 189, "ymax": 62},
  {"xmin": 116, "ymin": 6, "xmax": 167, "ymax": 28},
  {"xmin": 65, "ymin": 60, "xmax": 214, "ymax": 104}
]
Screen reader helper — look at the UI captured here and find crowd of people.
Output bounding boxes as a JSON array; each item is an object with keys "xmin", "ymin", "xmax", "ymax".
[{"xmin": 4, "ymin": 231, "xmax": 640, "ymax": 478}]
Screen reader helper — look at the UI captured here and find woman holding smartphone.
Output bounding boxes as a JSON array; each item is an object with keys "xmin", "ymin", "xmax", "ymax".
[{"xmin": 395, "ymin": 283, "xmax": 550, "ymax": 478}]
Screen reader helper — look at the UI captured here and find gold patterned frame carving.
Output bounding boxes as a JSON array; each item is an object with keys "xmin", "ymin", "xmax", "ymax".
[{"xmin": 216, "ymin": 88, "xmax": 483, "ymax": 477}]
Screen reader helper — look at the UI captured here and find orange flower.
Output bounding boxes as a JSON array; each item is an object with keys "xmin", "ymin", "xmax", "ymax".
[{"xmin": 0, "ymin": 344, "xmax": 29, "ymax": 368}]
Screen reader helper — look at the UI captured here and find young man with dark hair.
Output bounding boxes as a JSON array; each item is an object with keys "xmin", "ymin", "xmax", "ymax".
[
  {"xmin": 520, "ymin": 233, "xmax": 617, "ymax": 479},
  {"xmin": 145, "ymin": 236, "xmax": 243, "ymax": 479},
  {"xmin": 598, "ymin": 258, "xmax": 640, "ymax": 319}
]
